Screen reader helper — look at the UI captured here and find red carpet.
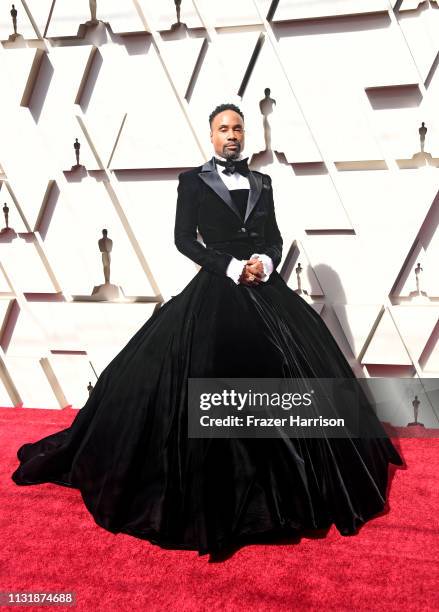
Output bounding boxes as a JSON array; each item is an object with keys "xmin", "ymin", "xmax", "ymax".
[{"xmin": 1, "ymin": 407, "xmax": 438, "ymax": 611}]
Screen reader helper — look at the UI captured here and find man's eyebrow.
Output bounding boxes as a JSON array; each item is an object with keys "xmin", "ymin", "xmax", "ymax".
[{"xmin": 218, "ymin": 123, "xmax": 242, "ymax": 128}]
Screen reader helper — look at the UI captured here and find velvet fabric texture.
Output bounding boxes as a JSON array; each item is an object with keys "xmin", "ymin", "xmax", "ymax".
[{"xmin": 11, "ymin": 159, "xmax": 403, "ymax": 556}]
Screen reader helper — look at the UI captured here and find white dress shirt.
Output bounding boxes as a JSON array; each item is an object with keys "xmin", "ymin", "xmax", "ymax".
[{"xmin": 212, "ymin": 151, "xmax": 274, "ymax": 285}]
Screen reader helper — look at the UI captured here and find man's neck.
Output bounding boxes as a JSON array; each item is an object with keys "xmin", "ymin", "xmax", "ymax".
[{"xmin": 213, "ymin": 150, "xmax": 244, "ymax": 162}]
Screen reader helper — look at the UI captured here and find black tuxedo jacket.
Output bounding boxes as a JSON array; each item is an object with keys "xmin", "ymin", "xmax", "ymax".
[{"xmin": 174, "ymin": 156, "xmax": 283, "ymax": 277}]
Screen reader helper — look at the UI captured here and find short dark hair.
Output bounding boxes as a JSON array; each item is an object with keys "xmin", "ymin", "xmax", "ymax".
[{"xmin": 209, "ymin": 103, "xmax": 244, "ymax": 127}]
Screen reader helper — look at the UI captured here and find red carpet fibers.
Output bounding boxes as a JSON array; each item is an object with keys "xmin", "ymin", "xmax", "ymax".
[{"xmin": 1, "ymin": 406, "xmax": 438, "ymax": 612}]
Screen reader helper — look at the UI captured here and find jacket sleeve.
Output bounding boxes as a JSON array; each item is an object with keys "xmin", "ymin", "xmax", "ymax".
[
  {"xmin": 262, "ymin": 175, "xmax": 283, "ymax": 270},
  {"xmin": 174, "ymin": 171, "xmax": 235, "ymax": 276}
]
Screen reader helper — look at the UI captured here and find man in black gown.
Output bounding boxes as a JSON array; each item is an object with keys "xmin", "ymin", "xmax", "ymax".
[{"xmin": 12, "ymin": 102, "xmax": 404, "ymax": 558}]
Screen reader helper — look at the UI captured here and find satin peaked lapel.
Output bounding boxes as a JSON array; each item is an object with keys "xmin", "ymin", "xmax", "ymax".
[
  {"xmin": 198, "ymin": 157, "xmax": 263, "ymax": 223},
  {"xmin": 245, "ymin": 170, "xmax": 262, "ymax": 223},
  {"xmin": 198, "ymin": 159, "xmax": 241, "ymax": 220}
]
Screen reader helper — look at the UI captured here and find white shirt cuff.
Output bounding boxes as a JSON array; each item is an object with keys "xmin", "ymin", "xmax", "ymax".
[
  {"xmin": 226, "ymin": 257, "xmax": 247, "ymax": 284},
  {"xmin": 250, "ymin": 253, "xmax": 273, "ymax": 282}
]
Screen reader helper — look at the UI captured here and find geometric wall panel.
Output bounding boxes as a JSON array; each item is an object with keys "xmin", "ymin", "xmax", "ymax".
[
  {"xmin": 110, "ymin": 46, "xmax": 201, "ymax": 168},
  {"xmin": 291, "ymin": 173, "xmax": 352, "ymax": 231},
  {"xmin": 24, "ymin": 300, "xmax": 156, "ymax": 357},
  {"xmin": 47, "ymin": 354, "xmax": 96, "ymax": 409},
  {"xmin": 0, "ymin": 234, "xmax": 57, "ymax": 294},
  {"xmin": 2, "ymin": 48, "xmax": 41, "ymax": 105},
  {"xmin": 160, "ymin": 36, "xmax": 207, "ymax": 101},
  {"xmin": 34, "ymin": 185, "xmax": 93, "ymax": 294},
  {"xmin": 4, "ymin": 307, "xmax": 50, "ymax": 357},
  {"xmin": 20, "ymin": 1, "xmax": 53, "ymax": 39},
  {"xmin": 333, "ymin": 304, "xmax": 383, "ymax": 360},
  {"xmin": 58, "ymin": 175, "xmax": 156, "ymax": 297},
  {"xmin": 280, "ymin": 239, "xmax": 325, "ymax": 298},
  {"xmin": 69, "ymin": 302, "xmax": 158, "ymax": 375},
  {"xmin": 0, "ymin": 107, "xmax": 54, "ymax": 232},
  {"xmin": 46, "ymin": 1, "xmax": 95, "ymax": 38},
  {"xmin": 390, "ymin": 305, "xmax": 439, "ymax": 362},
  {"xmin": 0, "ymin": 367, "xmax": 14, "ymax": 407},
  {"xmin": 332, "ymin": 170, "xmax": 438, "ymax": 299},
  {"xmin": 114, "ymin": 175, "xmax": 197, "ymax": 298},
  {"xmin": 0, "ymin": 268, "xmax": 13, "ymax": 293},
  {"xmin": 299, "ymin": 234, "xmax": 378, "ymax": 304},
  {"xmin": 197, "ymin": 0, "xmax": 262, "ymax": 27},
  {"xmin": 423, "ymin": 330, "xmax": 439, "ymax": 374},
  {"xmin": 0, "ymin": 299, "xmax": 13, "ymax": 328},
  {"xmin": 235, "ymin": 36, "xmax": 323, "ymax": 162},
  {"xmin": 276, "ymin": 16, "xmax": 420, "ymax": 161},
  {"xmin": 362, "ymin": 308, "xmax": 414, "ymax": 365},
  {"xmin": 24, "ymin": 302, "xmax": 82, "ymax": 352},
  {"xmin": 94, "ymin": 2, "xmax": 145, "ymax": 34},
  {"xmin": 78, "ymin": 44, "xmax": 134, "ymax": 169},
  {"xmin": 5, "ymin": 356, "xmax": 59, "ymax": 409},
  {"xmin": 22, "ymin": 47, "xmax": 98, "ymax": 169},
  {"xmin": 267, "ymin": 0, "xmax": 390, "ymax": 21},
  {"xmin": 395, "ymin": 5, "xmax": 439, "ymax": 83},
  {"xmin": 214, "ymin": 32, "xmax": 264, "ymax": 100}
]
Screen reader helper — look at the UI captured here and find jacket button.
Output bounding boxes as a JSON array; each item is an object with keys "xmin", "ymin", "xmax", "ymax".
[{"xmin": 240, "ymin": 227, "xmax": 246, "ymax": 233}]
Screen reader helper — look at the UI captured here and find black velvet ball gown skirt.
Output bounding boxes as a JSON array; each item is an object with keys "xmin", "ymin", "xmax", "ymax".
[{"xmin": 11, "ymin": 265, "xmax": 403, "ymax": 556}]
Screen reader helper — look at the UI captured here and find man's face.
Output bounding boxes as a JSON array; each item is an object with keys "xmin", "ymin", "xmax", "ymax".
[{"xmin": 210, "ymin": 110, "xmax": 245, "ymax": 159}]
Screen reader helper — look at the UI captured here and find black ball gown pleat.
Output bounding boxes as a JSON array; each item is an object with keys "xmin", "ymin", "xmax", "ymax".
[{"xmin": 11, "ymin": 187, "xmax": 403, "ymax": 556}]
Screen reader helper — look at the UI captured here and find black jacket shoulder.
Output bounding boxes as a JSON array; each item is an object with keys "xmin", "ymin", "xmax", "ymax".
[
  {"xmin": 177, "ymin": 167, "xmax": 203, "ymax": 181},
  {"xmin": 252, "ymin": 169, "xmax": 272, "ymax": 184}
]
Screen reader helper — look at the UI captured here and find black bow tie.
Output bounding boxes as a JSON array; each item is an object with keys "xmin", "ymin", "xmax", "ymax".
[{"xmin": 214, "ymin": 156, "xmax": 250, "ymax": 177}]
